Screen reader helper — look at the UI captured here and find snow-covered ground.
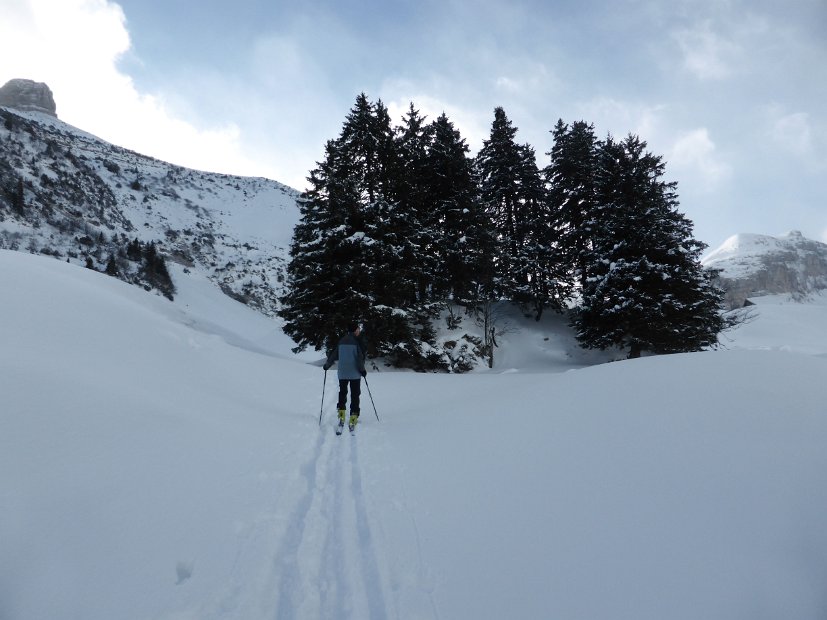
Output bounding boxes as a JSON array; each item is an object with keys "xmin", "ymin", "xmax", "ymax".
[{"xmin": 2, "ymin": 249, "xmax": 827, "ymax": 619}]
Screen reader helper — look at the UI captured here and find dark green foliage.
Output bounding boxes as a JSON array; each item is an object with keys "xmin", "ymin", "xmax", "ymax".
[
  {"xmin": 13, "ymin": 178, "xmax": 25, "ymax": 215},
  {"xmin": 279, "ymin": 94, "xmax": 435, "ymax": 365},
  {"xmin": 126, "ymin": 238, "xmax": 143, "ymax": 261},
  {"xmin": 0, "ymin": 170, "xmax": 26, "ymax": 216},
  {"xmin": 282, "ymin": 96, "xmax": 730, "ymax": 369},
  {"xmin": 141, "ymin": 241, "xmax": 175, "ymax": 300},
  {"xmin": 572, "ymin": 135, "xmax": 727, "ymax": 357},
  {"xmin": 545, "ymin": 119, "xmax": 599, "ymax": 289},
  {"xmin": 105, "ymin": 253, "xmax": 119, "ymax": 276},
  {"xmin": 475, "ymin": 108, "xmax": 564, "ymax": 319},
  {"xmin": 423, "ymin": 113, "xmax": 494, "ymax": 304}
]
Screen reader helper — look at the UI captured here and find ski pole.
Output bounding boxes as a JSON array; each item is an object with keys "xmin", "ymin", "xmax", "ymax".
[
  {"xmin": 318, "ymin": 369, "xmax": 327, "ymax": 426},
  {"xmin": 363, "ymin": 376, "xmax": 380, "ymax": 422}
]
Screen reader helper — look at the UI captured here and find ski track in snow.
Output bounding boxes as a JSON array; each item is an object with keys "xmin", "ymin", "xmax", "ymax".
[
  {"xmin": 260, "ymin": 407, "xmax": 416, "ymax": 620},
  {"xmin": 58, "ymin": 383, "xmax": 441, "ymax": 620}
]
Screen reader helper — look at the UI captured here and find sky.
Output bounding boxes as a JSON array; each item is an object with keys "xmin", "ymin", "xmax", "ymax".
[{"xmin": 1, "ymin": 0, "xmax": 826, "ymax": 250}]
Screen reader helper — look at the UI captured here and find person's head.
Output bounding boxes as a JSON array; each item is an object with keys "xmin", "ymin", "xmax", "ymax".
[{"xmin": 347, "ymin": 322, "xmax": 361, "ymax": 336}]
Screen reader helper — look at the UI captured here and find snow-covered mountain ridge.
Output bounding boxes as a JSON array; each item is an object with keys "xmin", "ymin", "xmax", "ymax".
[
  {"xmin": 0, "ymin": 104, "xmax": 300, "ymax": 315},
  {"xmin": 703, "ymin": 230, "xmax": 827, "ymax": 308}
]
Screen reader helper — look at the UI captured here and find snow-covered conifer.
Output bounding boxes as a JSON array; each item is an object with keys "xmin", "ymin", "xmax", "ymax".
[{"xmin": 573, "ymin": 134, "xmax": 727, "ymax": 357}]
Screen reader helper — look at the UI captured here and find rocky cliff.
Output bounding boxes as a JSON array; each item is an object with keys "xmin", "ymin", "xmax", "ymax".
[
  {"xmin": 0, "ymin": 96, "xmax": 299, "ymax": 313},
  {"xmin": 0, "ymin": 79, "xmax": 57, "ymax": 117},
  {"xmin": 703, "ymin": 231, "xmax": 827, "ymax": 308}
]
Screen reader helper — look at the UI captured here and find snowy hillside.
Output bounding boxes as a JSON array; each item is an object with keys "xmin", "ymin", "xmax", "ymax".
[
  {"xmin": 704, "ymin": 230, "xmax": 827, "ymax": 308},
  {"xmin": 3, "ymin": 250, "xmax": 827, "ymax": 620},
  {"xmin": 0, "ymin": 106, "xmax": 299, "ymax": 314}
]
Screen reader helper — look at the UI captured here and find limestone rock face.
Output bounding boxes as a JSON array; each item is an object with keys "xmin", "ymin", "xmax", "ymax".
[
  {"xmin": 704, "ymin": 231, "xmax": 827, "ymax": 308},
  {"xmin": 0, "ymin": 79, "xmax": 57, "ymax": 117}
]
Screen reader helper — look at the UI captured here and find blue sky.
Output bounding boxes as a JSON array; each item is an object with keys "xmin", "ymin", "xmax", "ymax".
[{"xmin": 2, "ymin": 0, "xmax": 826, "ymax": 249}]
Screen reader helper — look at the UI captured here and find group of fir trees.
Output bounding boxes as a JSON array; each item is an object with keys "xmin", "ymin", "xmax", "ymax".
[
  {"xmin": 279, "ymin": 94, "xmax": 491, "ymax": 369},
  {"xmin": 280, "ymin": 94, "xmax": 728, "ymax": 368}
]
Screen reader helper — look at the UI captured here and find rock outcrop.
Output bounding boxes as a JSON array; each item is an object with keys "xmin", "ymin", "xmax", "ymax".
[
  {"xmin": 0, "ymin": 79, "xmax": 57, "ymax": 117},
  {"xmin": 703, "ymin": 231, "xmax": 827, "ymax": 308}
]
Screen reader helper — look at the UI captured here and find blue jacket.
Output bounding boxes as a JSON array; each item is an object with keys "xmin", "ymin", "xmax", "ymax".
[{"xmin": 324, "ymin": 333, "xmax": 366, "ymax": 380}]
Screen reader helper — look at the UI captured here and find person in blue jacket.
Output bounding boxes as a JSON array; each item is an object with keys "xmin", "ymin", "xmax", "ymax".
[{"xmin": 323, "ymin": 322, "xmax": 367, "ymax": 430}]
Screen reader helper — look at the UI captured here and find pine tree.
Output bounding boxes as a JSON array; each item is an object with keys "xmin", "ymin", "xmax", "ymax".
[
  {"xmin": 105, "ymin": 253, "xmax": 119, "ymax": 276},
  {"xmin": 476, "ymin": 107, "xmax": 561, "ymax": 317},
  {"xmin": 13, "ymin": 178, "xmax": 25, "ymax": 215},
  {"xmin": 573, "ymin": 134, "xmax": 727, "ymax": 357},
  {"xmin": 514, "ymin": 142, "xmax": 564, "ymax": 319},
  {"xmin": 422, "ymin": 113, "xmax": 492, "ymax": 304},
  {"xmin": 394, "ymin": 103, "xmax": 436, "ymax": 303},
  {"xmin": 141, "ymin": 242, "xmax": 175, "ymax": 300},
  {"xmin": 126, "ymin": 238, "xmax": 143, "ymax": 262},
  {"xmin": 279, "ymin": 94, "xmax": 437, "ymax": 366},
  {"xmin": 545, "ymin": 119, "xmax": 599, "ymax": 290},
  {"xmin": 476, "ymin": 107, "xmax": 523, "ymax": 298},
  {"xmin": 279, "ymin": 138, "xmax": 360, "ymax": 353}
]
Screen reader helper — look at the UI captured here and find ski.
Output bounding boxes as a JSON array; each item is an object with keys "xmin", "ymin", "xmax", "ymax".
[{"xmin": 336, "ymin": 421, "xmax": 344, "ymax": 435}]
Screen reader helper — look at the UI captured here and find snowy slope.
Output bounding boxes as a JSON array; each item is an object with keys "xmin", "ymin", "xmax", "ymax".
[
  {"xmin": 3, "ymin": 250, "xmax": 827, "ymax": 619},
  {"xmin": 703, "ymin": 231, "xmax": 805, "ymax": 278},
  {"xmin": 703, "ymin": 231, "xmax": 827, "ymax": 308},
  {"xmin": 1, "ymin": 106, "xmax": 300, "ymax": 315}
]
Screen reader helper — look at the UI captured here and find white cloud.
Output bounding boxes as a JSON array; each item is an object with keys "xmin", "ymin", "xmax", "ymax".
[
  {"xmin": 669, "ymin": 128, "xmax": 731, "ymax": 190},
  {"xmin": 771, "ymin": 112, "xmax": 814, "ymax": 157},
  {"xmin": 672, "ymin": 21, "xmax": 738, "ymax": 81},
  {"xmin": 575, "ymin": 97, "xmax": 667, "ymax": 143},
  {"xmin": 0, "ymin": 0, "xmax": 272, "ymax": 179}
]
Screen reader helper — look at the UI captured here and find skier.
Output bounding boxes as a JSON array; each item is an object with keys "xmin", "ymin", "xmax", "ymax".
[{"xmin": 323, "ymin": 322, "xmax": 367, "ymax": 432}]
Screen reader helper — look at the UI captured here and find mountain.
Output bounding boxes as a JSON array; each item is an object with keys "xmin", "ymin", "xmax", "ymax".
[
  {"xmin": 0, "ymin": 79, "xmax": 57, "ymax": 116},
  {"xmin": 703, "ymin": 230, "xmax": 827, "ymax": 309},
  {"xmin": 0, "ymin": 102, "xmax": 299, "ymax": 315}
]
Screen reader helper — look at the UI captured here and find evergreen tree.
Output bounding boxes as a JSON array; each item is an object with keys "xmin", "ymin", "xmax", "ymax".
[
  {"xmin": 280, "ymin": 94, "xmax": 437, "ymax": 366},
  {"xmin": 545, "ymin": 119, "xmax": 599, "ymax": 290},
  {"xmin": 422, "ymin": 113, "xmax": 493, "ymax": 304},
  {"xmin": 279, "ymin": 140, "xmax": 351, "ymax": 353},
  {"xmin": 394, "ymin": 103, "xmax": 436, "ymax": 303},
  {"xmin": 13, "ymin": 178, "xmax": 25, "ymax": 215},
  {"xmin": 141, "ymin": 242, "xmax": 175, "ymax": 300},
  {"xmin": 573, "ymin": 134, "xmax": 727, "ymax": 357},
  {"xmin": 475, "ymin": 107, "xmax": 523, "ymax": 298},
  {"xmin": 126, "ymin": 238, "xmax": 143, "ymax": 261},
  {"xmin": 476, "ymin": 107, "xmax": 561, "ymax": 317},
  {"xmin": 514, "ymin": 142, "xmax": 564, "ymax": 319},
  {"xmin": 105, "ymin": 253, "xmax": 119, "ymax": 276}
]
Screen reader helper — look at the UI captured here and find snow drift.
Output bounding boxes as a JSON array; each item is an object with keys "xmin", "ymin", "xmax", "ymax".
[{"xmin": 2, "ymin": 249, "xmax": 827, "ymax": 619}]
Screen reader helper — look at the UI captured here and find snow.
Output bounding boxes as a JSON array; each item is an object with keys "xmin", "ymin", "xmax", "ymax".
[
  {"xmin": 3, "ymin": 249, "xmax": 827, "ymax": 619},
  {"xmin": 1, "ymin": 107, "xmax": 300, "ymax": 315},
  {"xmin": 702, "ymin": 230, "xmax": 818, "ymax": 279}
]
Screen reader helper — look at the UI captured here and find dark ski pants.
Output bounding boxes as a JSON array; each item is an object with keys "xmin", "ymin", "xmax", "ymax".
[{"xmin": 337, "ymin": 379, "xmax": 361, "ymax": 415}]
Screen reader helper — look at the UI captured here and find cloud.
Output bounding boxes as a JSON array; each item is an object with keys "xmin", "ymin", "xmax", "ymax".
[
  {"xmin": 672, "ymin": 20, "xmax": 739, "ymax": 81},
  {"xmin": 770, "ymin": 112, "xmax": 814, "ymax": 157},
  {"xmin": 668, "ymin": 128, "xmax": 731, "ymax": 190},
  {"xmin": 0, "ymin": 0, "xmax": 273, "ymax": 179},
  {"xmin": 575, "ymin": 97, "xmax": 667, "ymax": 142}
]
